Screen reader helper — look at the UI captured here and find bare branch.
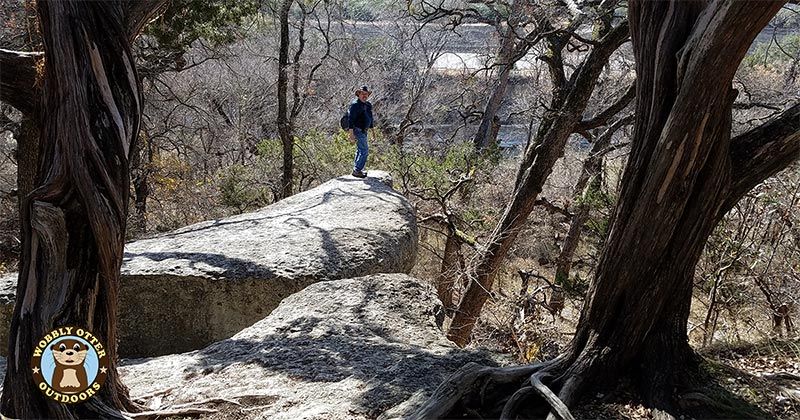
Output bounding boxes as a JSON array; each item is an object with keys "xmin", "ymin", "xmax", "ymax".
[
  {"xmin": 2, "ymin": 1, "xmax": 169, "ymax": 116},
  {"xmin": 0, "ymin": 49, "xmax": 42, "ymax": 115},
  {"xmin": 535, "ymin": 197, "xmax": 573, "ymax": 219},
  {"xmin": 565, "ymin": 20, "xmax": 629, "ymax": 93},
  {"xmin": 590, "ymin": 113, "xmax": 634, "ymax": 152},
  {"xmin": 126, "ymin": 0, "xmax": 170, "ymax": 39},
  {"xmin": 729, "ymin": 102, "xmax": 800, "ymax": 204},
  {"xmin": 573, "ymin": 81, "xmax": 635, "ymax": 132}
]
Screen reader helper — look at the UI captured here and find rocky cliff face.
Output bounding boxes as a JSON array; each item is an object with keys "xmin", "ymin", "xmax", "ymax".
[
  {"xmin": 119, "ymin": 274, "xmax": 504, "ymax": 419},
  {"xmin": 0, "ymin": 172, "xmax": 418, "ymax": 356}
]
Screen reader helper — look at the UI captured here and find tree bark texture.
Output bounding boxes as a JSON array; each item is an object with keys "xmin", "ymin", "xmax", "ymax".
[
  {"xmin": 424, "ymin": 2, "xmax": 797, "ymax": 418},
  {"xmin": 1, "ymin": 0, "xmax": 167, "ymax": 417},
  {"xmin": 0, "ymin": 49, "xmax": 42, "ymax": 116},
  {"xmin": 130, "ymin": 131, "xmax": 153, "ymax": 235},
  {"xmin": 559, "ymin": 0, "xmax": 791, "ymax": 409},
  {"xmin": 15, "ymin": 118, "xmax": 41, "ymax": 217},
  {"xmin": 438, "ymin": 222, "xmax": 462, "ymax": 311},
  {"xmin": 473, "ymin": 18, "xmax": 518, "ymax": 151}
]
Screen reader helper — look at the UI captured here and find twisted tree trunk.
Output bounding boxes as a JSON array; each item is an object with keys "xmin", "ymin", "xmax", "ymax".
[
  {"xmin": 425, "ymin": 0, "xmax": 797, "ymax": 417},
  {"xmin": 438, "ymin": 223, "xmax": 461, "ymax": 310},
  {"xmin": 1, "ymin": 1, "xmax": 167, "ymax": 417},
  {"xmin": 15, "ymin": 118, "xmax": 41, "ymax": 216},
  {"xmin": 0, "ymin": 50, "xmax": 42, "ymax": 214},
  {"xmin": 556, "ymin": 1, "xmax": 792, "ymax": 407}
]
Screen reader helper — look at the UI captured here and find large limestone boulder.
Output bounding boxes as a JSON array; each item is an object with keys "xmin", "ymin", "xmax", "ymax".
[
  {"xmin": 119, "ymin": 274, "xmax": 504, "ymax": 419},
  {"xmin": 0, "ymin": 172, "xmax": 417, "ymax": 357}
]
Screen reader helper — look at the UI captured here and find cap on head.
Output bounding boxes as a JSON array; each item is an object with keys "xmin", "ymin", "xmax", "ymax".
[{"xmin": 355, "ymin": 85, "xmax": 371, "ymax": 96}]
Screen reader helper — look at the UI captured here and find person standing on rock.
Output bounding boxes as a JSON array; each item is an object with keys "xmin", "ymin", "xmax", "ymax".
[{"xmin": 348, "ymin": 85, "xmax": 374, "ymax": 178}]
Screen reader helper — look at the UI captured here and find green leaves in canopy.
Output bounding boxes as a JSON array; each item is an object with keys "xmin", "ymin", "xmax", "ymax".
[{"xmin": 145, "ymin": 0, "xmax": 260, "ymax": 53}]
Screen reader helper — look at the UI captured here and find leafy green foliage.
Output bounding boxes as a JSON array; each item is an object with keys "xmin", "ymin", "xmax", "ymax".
[
  {"xmin": 376, "ymin": 139, "xmax": 496, "ymax": 196},
  {"xmin": 584, "ymin": 214, "xmax": 609, "ymax": 240},
  {"xmin": 256, "ymin": 129, "xmax": 354, "ymax": 187},
  {"xmin": 574, "ymin": 179, "xmax": 613, "ymax": 210},
  {"xmin": 216, "ymin": 129, "xmax": 357, "ymax": 212},
  {"xmin": 146, "ymin": 0, "xmax": 260, "ymax": 51},
  {"xmin": 218, "ymin": 164, "xmax": 270, "ymax": 212}
]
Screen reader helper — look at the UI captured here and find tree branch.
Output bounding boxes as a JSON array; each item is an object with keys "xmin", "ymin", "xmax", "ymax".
[
  {"xmin": 535, "ymin": 197, "xmax": 573, "ymax": 219},
  {"xmin": 573, "ymin": 81, "xmax": 635, "ymax": 132},
  {"xmin": 1, "ymin": 1, "xmax": 168, "ymax": 116},
  {"xmin": 729, "ymin": 102, "xmax": 800, "ymax": 203},
  {"xmin": 0, "ymin": 49, "xmax": 42, "ymax": 115},
  {"xmin": 126, "ymin": 0, "xmax": 170, "ymax": 39},
  {"xmin": 566, "ymin": 20, "xmax": 629, "ymax": 93}
]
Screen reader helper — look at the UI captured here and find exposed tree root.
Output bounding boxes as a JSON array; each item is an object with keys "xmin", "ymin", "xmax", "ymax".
[
  {"xmin": 126, "ymin": 393, "xmax": 276, "ymax": 419},
  {"xmin": 169, "ymin": 397, "xmax": 243, "ymax": 409},
  {"xmin": 779, "ymin": 387, "xmax": 800, "ymax": 403},
  {"xmin": 84, "ymin": 399, "xmax": 131, "ymax": 419},
  {"xmin": 415, "ymin": 359, "xmax": 579, "ymax": 419},
  {"xmin": 417, "ymin": 351, "xmax": 719, "ymax": 420},
  {"xmin": 499, "ymin": 386, "xmax": 535, "ymax": 419},
  {"xmin": 415, "ymin": 362, "xmax": 550, "ymax": 418},
  {"xmin": 677, "ymin": 392, "xmax": 737, "ymax": 413},
  {"xmin": 530, "ymin": 374, "xmax": 575, "ymax": 420},
  {"xmin": 765, "ymin": 372, "xmax": 800, "ymax": 381}
]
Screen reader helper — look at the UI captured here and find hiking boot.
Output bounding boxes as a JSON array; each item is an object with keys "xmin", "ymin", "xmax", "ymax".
[{"xmin": 352, "ymin": 170, "xmax": 367, "ymax": 178}]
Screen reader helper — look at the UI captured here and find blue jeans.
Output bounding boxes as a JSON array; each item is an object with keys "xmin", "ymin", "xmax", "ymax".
[{"xmin": 353, "ymin": 128, "xmax": 368, "ymax": 172}]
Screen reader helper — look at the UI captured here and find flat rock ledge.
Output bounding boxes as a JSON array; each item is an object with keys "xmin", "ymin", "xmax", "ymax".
[
  {"xmin": 120, "ymin": 274, "xmax": 505, "ymax": 419},
  {"xmin": 0, "ymin": 172, "xmax": 417, "ymax": 357}
]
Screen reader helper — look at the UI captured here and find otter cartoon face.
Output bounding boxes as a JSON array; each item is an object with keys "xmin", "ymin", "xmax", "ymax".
[
  {"xmin": 32, "ymin": 327, "xmax": 108, "ymax": 402},
  {"xmin": 51, "ymin": 339, "xmax": 88, "ymax": 367}
]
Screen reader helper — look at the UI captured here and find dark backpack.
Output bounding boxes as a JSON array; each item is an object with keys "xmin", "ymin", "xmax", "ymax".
[{"xmin": 339, "ymin": 110, "xmax": 350, "ymax": 130}]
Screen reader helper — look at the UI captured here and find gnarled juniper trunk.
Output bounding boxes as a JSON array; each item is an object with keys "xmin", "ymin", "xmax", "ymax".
[
  {"xmin": 426, "ymin": 1, "xmax": 797, "ymax": 418},
  {"xmin": 552, "ymin": 0, "xmax": 789, "ymax": 410},
  {"xmin": 1, "ymin": 0, "xmax": 158, "ymax": 417}
]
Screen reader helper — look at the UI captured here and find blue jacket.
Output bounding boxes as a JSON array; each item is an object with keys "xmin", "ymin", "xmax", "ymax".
[{"xmin": 348, "ymin": 99, "xmax": 374, "ymax": 130}]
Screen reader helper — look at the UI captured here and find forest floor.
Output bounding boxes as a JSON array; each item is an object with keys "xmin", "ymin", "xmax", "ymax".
[
  {"xmin": 566, "ymin": 338, "xmax": 800, "ymax": 419},
  {"xmin": 458, "ymin": 272, "xmax": 800, "ymax": 419},
  {"xmin": 128, "ymin": 338, "xmax": 800, "ymax": 419}
]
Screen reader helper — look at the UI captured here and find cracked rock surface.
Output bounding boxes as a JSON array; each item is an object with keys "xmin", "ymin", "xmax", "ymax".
[{"xmin": 120, "ymin": 274, "xmax": 504, "ymax": 419}]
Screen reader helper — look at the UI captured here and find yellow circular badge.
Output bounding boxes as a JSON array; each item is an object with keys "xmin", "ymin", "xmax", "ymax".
[{"xmin": 30, "ymin": 326, "xmax": 109, "ymax": 404}]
